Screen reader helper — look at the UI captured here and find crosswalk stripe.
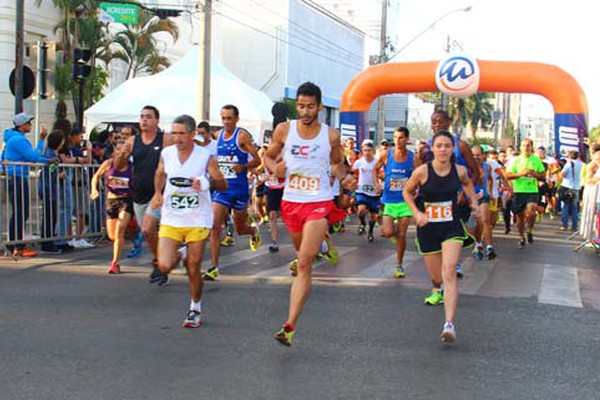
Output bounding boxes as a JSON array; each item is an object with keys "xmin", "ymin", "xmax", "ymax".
[
  {"xmin": 218, "ymin": 244, "xmax": 294, "ymax": 270},
  {"xmin": 538, "ymin": 265, "xmax": 583, "ymax": 308},
  {"xmin": 459, "ymin": 258, "xmax": 497, "ymax": 295}
]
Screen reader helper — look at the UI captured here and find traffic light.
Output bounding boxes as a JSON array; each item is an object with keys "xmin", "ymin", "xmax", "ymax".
[
  {"xmin": 154, "ymin": 8, "xmax": 182, "ymax": 19},
  {"xmin": 72, "ymin": 48, "xmax": 92, "ymax": 83}
]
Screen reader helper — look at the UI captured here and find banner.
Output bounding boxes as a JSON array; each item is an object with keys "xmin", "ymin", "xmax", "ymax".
[
  {"xmin": 554, "ymin": 113, "xmax": 588, "ymax": 160},
  {"xmin": 339, "ymin": 111, "xmax": 367, "ymax": 150}
]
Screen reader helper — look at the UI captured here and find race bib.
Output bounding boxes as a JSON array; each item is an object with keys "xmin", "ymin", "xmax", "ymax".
[
  {"xmin": 170, "ymin": 192, "xmax": 200, "ymax": 209},
  {"xmin": 219, "ymin": 163, "xmax": 237, "ymax": 179},
  {"xmin": 361, "ymin": 184, "xmax": 375, "ymax": 194},
  {"xmin": 108, "ymin": 176, "xmax": 130, "ymax": 189},
  {"xmin": 287, "ymin": 172, "xmax": 321, "ymax": 194},
  {"xmin": 389, "ymin": 178, "xmax": 407, "ymax": 191},
  {"xmin": 424, "ymin": 201, "xmax": 453, "ymax": 223}
]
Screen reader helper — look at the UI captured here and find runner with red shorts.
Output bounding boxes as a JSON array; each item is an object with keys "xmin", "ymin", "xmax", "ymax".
[{"xmin": 264, "ymin": 82, "xmax": 355, "ymax": 346}]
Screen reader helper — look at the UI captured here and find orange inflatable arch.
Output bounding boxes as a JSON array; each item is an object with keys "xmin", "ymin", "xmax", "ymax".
[{"xmin": 340, "ymin": 59, "xmax": 588, "ymax": 157}]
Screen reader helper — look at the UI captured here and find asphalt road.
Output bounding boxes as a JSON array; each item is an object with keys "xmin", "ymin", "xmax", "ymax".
[{"xmin": 1, "ymin": 219, "xmax": 599, "ymax": 400}]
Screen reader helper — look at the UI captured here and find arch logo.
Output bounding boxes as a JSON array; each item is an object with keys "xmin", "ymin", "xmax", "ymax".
[{"xmin": 435, "ymin": 55, "xmax": 480, "ymax": 98}]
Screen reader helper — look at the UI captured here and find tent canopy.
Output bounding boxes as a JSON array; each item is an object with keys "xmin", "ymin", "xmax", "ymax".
[{"xmin": 84, "ymin": 46, "xmax": 274, "ymax": 141}]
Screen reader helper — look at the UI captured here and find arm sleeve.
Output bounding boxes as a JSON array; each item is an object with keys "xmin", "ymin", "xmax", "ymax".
[{"xmin": 15, "ymin": 137, "xmax": 50, "ymax": 163}]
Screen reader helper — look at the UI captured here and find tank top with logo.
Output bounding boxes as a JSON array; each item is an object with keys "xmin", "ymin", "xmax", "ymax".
[
  {"xmin": 161, "ymin": 145, "xmax": 213, "ymax": 228},
  {"xmin": 106, "ymin": 160, "xmax": 134, "ymax": 198},
  {"xmin": 133, "ymin": 131, "xmax": 164, "ymax": 204},
  {"xmin": 282, "ymin": 121, "xmax": 332, "ymax": 203},
  {"xmin": 354, "ymin": 157, "xmax": 379, "ymax": 197},
  {"xmin": 382, "ymin": 148, "xmax": 414, "ymax": 204},
  {"xmin": 216, "ymin": 127, "xmax": 249, "ymax": 194}
]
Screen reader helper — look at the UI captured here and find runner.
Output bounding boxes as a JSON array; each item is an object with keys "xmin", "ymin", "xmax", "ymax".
[
  {"xmin": 537, "ymin": 146, "xmax": 559, "ymax": 219},
  {"xmin": 486, "ymin": 149, "xmax": 510, "ymax": 231},
  {"xmin": 353, "ymin": 139, "xmax": 380, "ymax": 242},
  {"xmin": 403, "ymin": 130, "xmax": 480, "ymax": 343},
  {"xmin": 471, "ymin": 145, "xmax": 496, "ymax": 260},
  {"xmin": 90, "ymin": 139, "xmax": 135, "ymax": 273},
  {"xmin": 506, "ymin": 139, "xmax": 546, "ymax": 248},
  {"xmin": 150, "ymin": 115, "xmax": 226, "ymax": 328},
  {"xmin": 264, "ymin": 82, "xmax": 355, "ymax": 346},
  {"xmin": 373, "ymin": 126, "xmax": 416, "ymax": 278},
  {"xmin": 203, "ymin": 105, "xmax": 262, "ymax": 281},
  {"xmin": 265, "ymin": 154, "xmax": 285, "ymax": 252},
  {"xmin": 195, "ymin": 120, "xmax": 218, "ymax": 157},
  {"xmin": 115, "ymin": 105, "xmax": 172, "ymax": 285}
]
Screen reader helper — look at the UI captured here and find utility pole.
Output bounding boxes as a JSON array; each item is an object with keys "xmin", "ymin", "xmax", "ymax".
[
  {"xmin": 375, "ymin": 0, "xmax": 387, "ymax": 144},
  {"xmin": 15, "ymin": 0, "xmax": 25, "ymax": 113},
  {"xmin": 198, "ymin": 0, "xmax": 212, "ymax": 122},
  {"xmin": 440, "ymin": 35, "xmax": 450, "ymax": 111}
]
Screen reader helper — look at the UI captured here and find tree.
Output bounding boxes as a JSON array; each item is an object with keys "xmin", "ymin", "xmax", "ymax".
[
  {"xmin": 465, "ymin": 92, "xmax": 494, "ymax": 139},
  {"xmin": 589, "ymin": 125, "xmax": 600, "ymax": 144},
  {"xmin": 110, "ymin": 10, "xmax": 179, "ymax": 79}
]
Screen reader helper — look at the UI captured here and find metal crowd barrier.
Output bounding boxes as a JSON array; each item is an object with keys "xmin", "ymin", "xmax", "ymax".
[{"xmin": 0, "ymin": 161, "xmax": 106, "ymax": 257}]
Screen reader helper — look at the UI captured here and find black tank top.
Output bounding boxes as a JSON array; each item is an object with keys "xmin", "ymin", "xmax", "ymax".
[
  {"xmin": 133, "ymin": 131, "xmax": 163, "ymax": 203},
  {"xmin": 416, "ymin": 162, "xmax": 461, "ymax": 224}
]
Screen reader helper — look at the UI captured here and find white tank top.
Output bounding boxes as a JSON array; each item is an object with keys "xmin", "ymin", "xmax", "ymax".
[
  {"xmin": 354, "ymin": 157, "xmax": 378, "ymax": 197},
  {"xmin": 282, "ymin": 121, "xmax": 332, "ymax": 203},
  {"xmin": 161, "ymin": 145, "xmax": 213, "ymax": 228}
]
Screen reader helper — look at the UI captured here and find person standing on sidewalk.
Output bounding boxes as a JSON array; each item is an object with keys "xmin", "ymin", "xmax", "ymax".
[
  {"xmin": 558, "ymin": 150, "xmax": 584, "ymax": 231},
  {"xmin": 2, "ymin": 112, "xmax": 52, "ymax": 257}
]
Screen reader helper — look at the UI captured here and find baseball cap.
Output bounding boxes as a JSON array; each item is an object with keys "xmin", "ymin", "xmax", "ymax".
[
  {"xmin": 380, "ymin": 139, "xmax": 390, "ymax": 146},
  {"xmin": 361, "ymin": 139, "xmax": 374, "ymax": 146},
  {"xmin": 13, "ymin": 112, "xmax": 34, "ymax": 127}
]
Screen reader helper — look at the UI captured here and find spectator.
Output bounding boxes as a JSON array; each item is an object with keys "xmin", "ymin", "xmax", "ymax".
[
  {"xmin": 69, "ymin": 127, "xmax": 94, "ymax": 248},
  {"xmin": 558, "ymin": 150, "xmax": 584, "ymax": 231},
  {"xmin": 2, "ymin": 112, "xmax": 52, "ymax": 257},
  {"xmin": 102, "ymin": 130, "xmax": 121, "ymax": 160},
  {"xmin": 38, "ymin": 131, "xmax": 65, "ymax": 253}
]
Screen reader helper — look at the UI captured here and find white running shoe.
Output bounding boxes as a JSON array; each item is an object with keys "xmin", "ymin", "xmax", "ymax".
[
  {"xmin": 77, "ymin": 239, "xmax": 95, "ymax": 248},
  {"xmin": 441, "ymin": 322, "xmax": 456, "ymax": 343}
]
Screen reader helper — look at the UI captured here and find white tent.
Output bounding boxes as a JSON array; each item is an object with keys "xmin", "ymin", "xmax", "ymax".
[{"xmin": 84, "ymin": 46, "xmax": 273, "ymax": 141}]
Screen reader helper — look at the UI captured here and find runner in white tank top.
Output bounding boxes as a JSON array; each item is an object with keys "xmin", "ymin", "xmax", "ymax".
[
  {"xmin": 263, "ymin": 82, "xmax": 356, "ymax": 347},
  {"xmin": 150, "ymin": 115, "xmax": 227, "ymax": 329}
]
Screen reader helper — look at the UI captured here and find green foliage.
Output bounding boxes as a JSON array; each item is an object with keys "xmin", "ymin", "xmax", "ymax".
[
  {"xmin": 466, "ymin": 137, "xmax": 498, "ymax": 148},
  {"xmin": 284, "ymin": 99, "xmax": 298, "ymax": 119},
  {"xmin": 86, "ymin": 66, "xmax": 108, "ymax": 104},
  {"xmin": 589, "ymin": 125, "xmax": 600, "ymax": 143}
]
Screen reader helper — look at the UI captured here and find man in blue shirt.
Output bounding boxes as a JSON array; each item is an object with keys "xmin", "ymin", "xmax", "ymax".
[
  {"xmin": 559, "ymin": 150, "xmax": 584, "ymax": 231},
  {"xmin": 2, "ymin": 112, "xmax": 52, "ymax": 256}
]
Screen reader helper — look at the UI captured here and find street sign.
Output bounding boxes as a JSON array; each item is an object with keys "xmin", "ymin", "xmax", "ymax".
[{"xmin": 99, "ymin": 2, "xmax": 138, "ymax": 25}]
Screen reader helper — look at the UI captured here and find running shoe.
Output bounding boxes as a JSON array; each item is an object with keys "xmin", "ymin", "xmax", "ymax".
[
  {"xmin": 321, "ymin": 238, "xmax": 339, "ymax": 265},
  {"xmin": 149, "ymin": 262, "xmax": 162, "ymax": 283},
  {"xmin": 268, "ymin": 241, "xmax": 279, "ymax": 253},
  {"xmin": 249, "ymin": 225, "xmax": 261, "ymax": 251},
  {"xmin": 220, "ymin": 235, "xmax": 236, "ymax": 247},
  {"xmin": 126, "ymin": 245, "xmax": 142, "ymax": 258},
  {"xmin": 456, "ymin": 263, "xmax": 463, "ymax": 278},
  {"xmin": 368, "ymin": 231, "xmax": 374, "ymax": 242},
  {"xmin": 393, "ymin": 265, "xmax": 406, "ymax": 278},
  {"xmin": 486, "ymin": 247, "xmax": 497, "ymax": 260},
  {"xmin": 203, "ymin": 267, "xmax": 219, "ymax": 281},
  {"xmin": 357, "ymin": 224, "xmax": 366, "ymax": 235},
  {"xmin": 13, "ymin": 247, "xmax": 38, "ymax": 258},
  {"xmin": 390, "ymin": 234, "xmax": 398, "ymax": 245},
  {"xmin": 108, "ymin": 262, "xmax": 121, "ymax": 274},
  {"xmin": 332, "ymin": 222, "xmax": 342, "ymax": 233},
  {"xmin": 274, "ymin": 324, "xmax": 295, "ymax": 347},
  {"xmin": 518, "ymin": 238, "xmax": 526, "ymax": 248},
  {"xmin": 441, "ymin": 322, "xmax": 456, "ymax": 343},
  {"xmin": 424, "ymin": 289, "xmax": 444, "ymax": 305},
  {"xmin": 527, "ymin": 232, "xmax": 534, "ymax": 244},
  {"xmin": 288, "ymin": 259, "xmax": 298, "ymax": 277},
  {"xmin": 182, "ymin": 309, "xmax": 202, "ymax": 328},
  {"xmin": 472, "ymin": 246, "xmax": 484, "ymax": 260},
  {"xmin": 157, "ymin": 274, "xmax": 170, "ymax": 286}
]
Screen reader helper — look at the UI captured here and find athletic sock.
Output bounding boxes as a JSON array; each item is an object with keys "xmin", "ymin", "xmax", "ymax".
[
  {"xmin": 368, "ymin": 220, "xmax": 375, "ymax": 232},
  {"xmin": 359, "ymin": 215, "xmax": 366, "ymax": 226},
  {"xmin": 190, "ymin": 299, "xmax": 202, "ymax": 312}
]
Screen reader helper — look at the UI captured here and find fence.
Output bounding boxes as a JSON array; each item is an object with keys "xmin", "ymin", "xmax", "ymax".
[{"xmin": 0, "ymin": 161, "xmax": 106, "ymax": 256}]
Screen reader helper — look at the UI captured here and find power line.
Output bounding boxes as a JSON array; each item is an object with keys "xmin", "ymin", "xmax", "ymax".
[
  {"xmin": 213, "ymin": 9, "xmax": 363, "ymax": 71},
  {"xmin": 217, "ymin": 0, "xmax": 364, "ymax": 64}
]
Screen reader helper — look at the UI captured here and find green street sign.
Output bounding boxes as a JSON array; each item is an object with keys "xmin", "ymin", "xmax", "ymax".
[{"xmin": 99, "ymin": 2, "xmax": 139, "ymax": 25}]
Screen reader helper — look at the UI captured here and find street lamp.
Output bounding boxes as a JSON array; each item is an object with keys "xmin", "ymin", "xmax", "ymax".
[{"xmin": 387, "ymin": 5, "xmax": 472, "ymax": 62}]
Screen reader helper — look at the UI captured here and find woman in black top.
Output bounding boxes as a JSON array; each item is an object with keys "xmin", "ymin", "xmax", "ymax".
[{"xmin": 403, "ymin": 131, "xmax": 479, "ymax": 344}]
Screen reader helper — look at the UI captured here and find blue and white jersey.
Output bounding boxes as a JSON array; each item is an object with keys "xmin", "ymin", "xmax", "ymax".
[
  {"xmin": 216, "ymin": 127, "xmax": 249, "ymax": 193},
  {"xmin": 382, "ymin": 149, "xmax": 414, "ymax": 204}
]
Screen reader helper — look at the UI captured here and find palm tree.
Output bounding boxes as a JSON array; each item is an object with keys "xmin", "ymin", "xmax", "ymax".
[
  {"xmin": 465, "ymin": 92, "xmax": 495, "ymax": 139},
  {"xmin": 110, "ymin": 10, "xmax": 179, "ymax": 78}
]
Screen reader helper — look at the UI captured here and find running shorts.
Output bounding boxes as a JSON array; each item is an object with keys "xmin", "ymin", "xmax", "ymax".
[
  {"xmin": 356, "ymin": 193, "xmax": 381, "ymax": 213},
  {"xmin": 266, "ymin": 188, "xmax": 284, "ymax": 212},
  {"xmin": 133, "ymin": 201, "xmax": 161, "ymax": 222},
  {"xmin": 255, "ymin": 183, "xmax": 268, "ymax": 197},
  {"xmin": 159, "ymin": 225, "xmax": 210, "ymax": 243},
  {"xmin": 415, "ymin": 221, "xmax": 471, "ymax": 255},
  {"xmin": 281, "ymin": 200, "xmax": 342, "ymax": 233},
  {"xmin": 512, "ymin": 193, "xmax": 539, "ymax": 214},
  {"xmin": 106, "ymin": 197, "xmax": 134, "ymax": 219},
  {"xmin": 383, "ymin": 202, "xmax": 413, "ymax": 218},
  {"xmin": 212, "ymin": 189, "xmax": 249, "ymax": 211},
  {"xmin": 455, "ymin": 202, "xmax": 472, "ymax": 223}
]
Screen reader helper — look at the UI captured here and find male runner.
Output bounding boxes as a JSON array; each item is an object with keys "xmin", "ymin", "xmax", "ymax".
[
  {"xmin": 264, "ymin": 82, "xmax": 355, "ymax": 346},
  {"xmin": 116, "ymin": 105, "xmax": 172, "ymax": 284},
  {"xmin": 203, "ymin": 105, "xmax": 261, "ymax": 281},
  {"xmin": 506, "ymin": 139, "xmax": 546, "ymax": 248},
  {"xmin": 151, "ymin": 115, "xmax": 226, "ymax": 327},
  {"xmin": 471, "ymin": 145, "xmax": 496, "ymax": 259},
  {"xmin": 373, "ymin": 126, "xmax": 416, "ymax": 278},
  {"xmin": 353, "ymin": 139, "xmax": 380, "ymax": 242}
]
